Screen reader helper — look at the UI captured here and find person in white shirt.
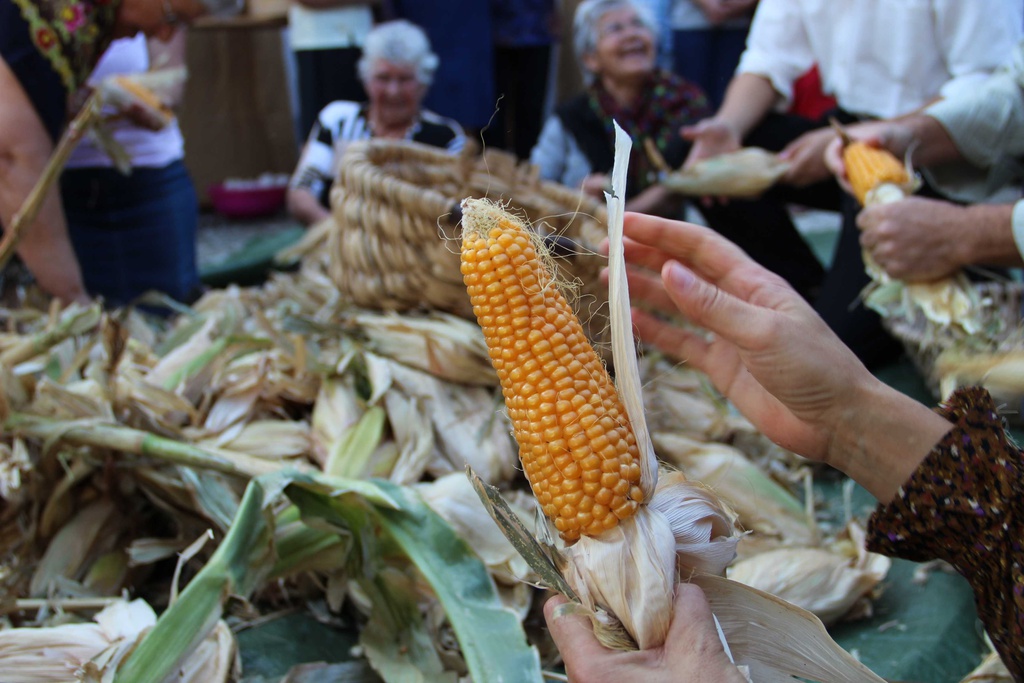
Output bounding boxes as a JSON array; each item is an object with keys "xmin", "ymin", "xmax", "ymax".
[
  {"xmin": 822, "ymin": 41, "xmax": 1024, "ymax": 285},
  {"xmin": 287, "ymin": 20, "xmax": 466, "ymax": 226},
  {"xmin": 681, "ymin": 0, "xmax": 1022, "ymax": 368},
  {"xmin": 60, "ymin": 31, "xmax": 201, "ymax": 308}
]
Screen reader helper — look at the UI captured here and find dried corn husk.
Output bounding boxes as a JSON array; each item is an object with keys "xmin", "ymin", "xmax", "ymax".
[
  {"xmin": 652, "ymin": 432, "xmax": 817, "ymax": 547},
  {"xmin": 658, "ymin": 148, "xmax": 790, "ymax": 198},
  {"xmin": 348, "ymin": 310, "xmax": 496, "ymax": 386},
  {"xmin": 935, "ymin": 349, "xmax": 1024, "ymax": 404},
  {"xmin": 727, "ymin": 544, "xmax": 890, "ymax": 625},
  {"xmin": 420, "ymin": 474, "xmax": 536, "ymax": 586},
  {"xmin": 960, "ymin": 651, "xmax": 1012, "ymax": 682},
  {"xmin": 0, "ymin": 599, "xmax": 235, "ymax": 683}
]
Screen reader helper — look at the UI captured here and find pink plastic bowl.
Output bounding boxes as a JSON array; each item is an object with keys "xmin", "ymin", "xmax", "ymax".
[{"xmin": 208, "ymin": 183, "xmax": 287, "ymax": 219}]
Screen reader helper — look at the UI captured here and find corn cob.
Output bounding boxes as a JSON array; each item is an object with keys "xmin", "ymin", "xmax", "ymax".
[
  {"xmin": 843, "ymin": 140, "xmax": 910, "ymax": 206},
  {"xmin": 832, "ymin": 121, "xmax": 981, "ymax": 335},
  {"xmin": 460, "ymin": 202, "xmax": 643, "ymax": 542}
]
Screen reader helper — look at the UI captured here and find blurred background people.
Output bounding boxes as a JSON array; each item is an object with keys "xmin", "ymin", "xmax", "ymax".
[
  {"xmin": 287, "ymin": 19, "xmax": 466, "ymax": 226},
  {"xmin": 824, "ymin": 41, "xmax": 1024, "ymax": 284},
  {"xmin": 670, "ymin": 0, "xmax": 756, "ymax": 109},
  {"xmin": 531, "ymin": 0, "xmax": 825, "ymax": 299},
  {"xmin": 681, "ymin": 0, "xmax": 1022, "ymax": 368},
  {"xmin": 0, "ymin": 0, "xmax": 237, "ymax": 305},
  {"xmin": 388, "ymin": 0, "xmax": 494, "ymax": 138},
  {"xmin": 61, "ymin": 31, "xmax": 202, "ymax": 307}
]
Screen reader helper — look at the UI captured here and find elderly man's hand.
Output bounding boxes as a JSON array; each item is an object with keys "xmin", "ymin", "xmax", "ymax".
[
  {"xmin": 545, "ymin": 584, "xmax": 748, "ymax": 683},
  {"xmin": 858, "ymin": 196, "xmax": 969, "ymax": 282}
]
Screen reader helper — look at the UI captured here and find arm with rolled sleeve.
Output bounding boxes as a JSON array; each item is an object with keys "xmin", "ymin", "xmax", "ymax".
[
  {"xmin": 922, "ymin": 42, "xmax": 1024, "ymax": 200},
  {"xmin": 933, "ymin": 0, "xmax": 1024, "ymax": 103},
  {"xmin": 927, "ymin": 43, "xmax": 1024, "ymax": 171},
  {"xmin": 733, "ymin": 0, "xmax": 815, "ymax": 110}
]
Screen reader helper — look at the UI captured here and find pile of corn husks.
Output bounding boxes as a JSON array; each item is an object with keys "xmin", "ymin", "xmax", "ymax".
[{"xmin": 0, "ymin": 235, "xmax": 966, "ymax": 682}]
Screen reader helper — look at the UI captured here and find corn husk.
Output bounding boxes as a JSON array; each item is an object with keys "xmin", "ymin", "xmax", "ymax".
[
  {"xmin": 348, "ymin": 310, "xmax": 496, "ymax": 386},
  {"xmin": 935, "ymin": 349, "xmax": 1024, "ymax": 404},
  {"xmin": 652, "ymin": 432, "xmax": 817, "ymax": 546},
  {"xmin": 310, "ymin": 376, "xmax": 365, "ymax": 467},
  {"xmin": 657, "ymin": 148, "xmax": 790, "ymax": 198},
  {"xmin": 418, "ymin": 473, "xmax": 538, "ymax": 588},
  {"xmin": 0, "ymin": 599, "xmax": 235, "ymax": 683},
  {"xmin": 727, "ymin": 544, "xmax": 890, "ymax": 625},
  {"xmin": 960, "ymin": 651, "xmax": 1012, "ymax": 682}
]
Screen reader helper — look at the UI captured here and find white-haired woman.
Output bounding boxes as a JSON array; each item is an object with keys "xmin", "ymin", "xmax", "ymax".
[
  {"xmin": 530, "ymin": 0, "xmax": 710, "ymax": 217},
  {"xmin": 529, "ymin": 0, "xmax": 826, "ymax": 302},
  {"xmin": 287, "ymin": 19, "xmax": 466, "ymax": 226}
]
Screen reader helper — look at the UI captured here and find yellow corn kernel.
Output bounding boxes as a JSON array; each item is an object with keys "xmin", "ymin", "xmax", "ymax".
[
  {"xmin": 460, "ymin": 201, "xmax": 643, "ymax": 543},
  {"xmin": 843, "ymin": 140, "xmax": 909, "ymax": 206}
]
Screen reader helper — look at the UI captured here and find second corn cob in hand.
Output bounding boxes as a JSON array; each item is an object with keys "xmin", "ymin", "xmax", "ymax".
[
  {"xmin": 842, "ymin": 139, "xmax": 912, "ymax": 207},
  {"xmin": 836, "ymin": 123, "xmax": 980, "ymax": 333}
]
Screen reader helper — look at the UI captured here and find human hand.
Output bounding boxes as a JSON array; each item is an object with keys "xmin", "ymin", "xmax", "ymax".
[
  {"xmin": 581, "ymin": 173, "xmax": 611, "ymax": 199},
  {"xmin": 858, "ymin": 196, "xmax": 969, "ymax": 281},
  {"xmin": 611, "ymin": 212, "xmax": 874, "ymax": 465},
  {"xmin": 117, "ymin": 99, "xmax": 173, "ymax": 131},
  {"xmin": 778, "ymin": 127, "xmax": 836, "ymax": 187},
  {"xmin": 545, "ymin": 584, "xmax": 747, "ymax": 683},
  {"xmin": 681, "ymin": 118, "xmax": 742, "ymax": 169},
  {"xmin": 824, "ymin": 121, "xmax": 917, "ymax": 195}
]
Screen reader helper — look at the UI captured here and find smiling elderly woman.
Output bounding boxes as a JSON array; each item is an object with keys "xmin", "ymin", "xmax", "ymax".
[
  {"xmin": 529, "ymin": 0, "xmax": 709, "ymax": 217},
  {"xmin": 529, "ymin": 0, "xmax": 827, "ymax": 302},
  {"xmin": 287, "ymin": 19, "xmax": 467, "ymax": 227},
  {"xmin": 0, "ymin": 0, "xmax": 238, "ymax": 304}
]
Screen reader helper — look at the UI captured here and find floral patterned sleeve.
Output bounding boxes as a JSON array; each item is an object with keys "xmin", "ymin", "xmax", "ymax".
[{"xmin": 866, "ymin": 387, "xmax": 1024, "ymax": 680}]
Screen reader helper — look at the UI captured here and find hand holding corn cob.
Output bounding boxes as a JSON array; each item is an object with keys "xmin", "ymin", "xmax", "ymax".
[
  {"xmin": 831, "ymin": 121, "xmax": 982, "ymax": 333},
  {"xmin": 544, "ymin": 584, "xmax": 749, "ymax": 683}
]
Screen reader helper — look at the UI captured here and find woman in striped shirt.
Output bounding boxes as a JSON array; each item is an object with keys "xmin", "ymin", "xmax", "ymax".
[{"xmin": 287, "ymin": 19, "xmax": 466, "ymax": 226}]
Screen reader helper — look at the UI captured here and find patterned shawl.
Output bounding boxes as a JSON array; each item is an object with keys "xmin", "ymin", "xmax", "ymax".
[
  {"xmin": 589, "ymin": 69, "xmax": 710, "ymax": 193},
  {"xmin": 11, "ymin": 0, "xmax": 122, "ymax": 92}
]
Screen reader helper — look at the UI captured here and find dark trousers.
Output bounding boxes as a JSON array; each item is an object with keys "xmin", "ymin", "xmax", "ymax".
[
  {"xmin": 295, "ymin": 47, "xmax": 366, "ymax": 143},
  {"xmin": 484, "ymin": 44, "xmax": 553, "ymax": 160},
  {"xmin": 672, "ymin": 27, "xmax": 749, "ymax": 110},
  {"xmin": 61, "ymin": 160, "xmax": 201, "ymax": 308}
]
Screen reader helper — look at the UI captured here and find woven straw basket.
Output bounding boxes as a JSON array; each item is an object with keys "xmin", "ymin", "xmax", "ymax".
[
  {"xmin": 882, "ymin": 280, "xmax": 1024, "ymax": 397},
  {"xmin": 328, "ymin": 139, "xmax": 612, "ymax": 343}
]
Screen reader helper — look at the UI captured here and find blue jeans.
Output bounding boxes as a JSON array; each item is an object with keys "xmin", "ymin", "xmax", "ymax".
[
  {"xmin": 672, "ymin": 27, "xmax": 749, "ymax": 109},
  {"xmin": 60, "ymin": 160, "xmax": 200, "ymax": 307}
]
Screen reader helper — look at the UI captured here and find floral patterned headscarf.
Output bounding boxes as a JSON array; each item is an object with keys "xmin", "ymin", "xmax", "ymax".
[{"xmin": 12, "ymin": 0, "xmax": 123, "ymax": 93}]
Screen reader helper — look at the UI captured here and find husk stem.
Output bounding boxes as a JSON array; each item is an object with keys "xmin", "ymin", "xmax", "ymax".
[
  {"xmin": 0, "ymin": 92, "xmax": 104, "ymax": 273},
  {"xmin": 0, "ymin": 303, "xmax": 102, "ymax": 367},
  {"xmin": 4, "ymin": 412, "xmax": 287, "ymax": 478}
]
